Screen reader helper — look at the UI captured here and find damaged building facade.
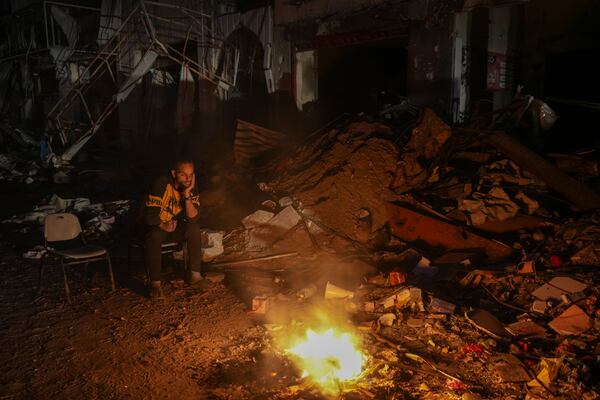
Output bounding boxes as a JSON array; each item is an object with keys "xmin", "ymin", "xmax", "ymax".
[{"xmin": 3, "ymin": 0, "xmax": 597, "ymax": 164}]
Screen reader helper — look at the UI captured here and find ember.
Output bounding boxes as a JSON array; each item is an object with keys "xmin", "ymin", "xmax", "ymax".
[{"xmin": 286, "ymin": 327, "xmax": 366, "ymax": 393}]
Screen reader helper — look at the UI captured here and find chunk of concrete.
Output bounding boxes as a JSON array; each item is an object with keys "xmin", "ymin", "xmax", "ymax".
[
  {"xmin": 201, "ymin": 230, "xmax": 224, "ymax": 262},
  {"xmin": 241, "ymin": 210, "xmax": 275, "ymax": 229},
  {"xmin": 247, "ymin": 206, "xmax": 301, "ymax": 249},
  {"xmin": 278, "ymin": 196, "xmax": 293, "ymax": 207}
]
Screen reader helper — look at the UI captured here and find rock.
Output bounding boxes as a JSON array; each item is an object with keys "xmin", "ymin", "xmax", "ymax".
[
  {"xmin": 378, "ymin": 313, "xmax": 396, "ymax": 327},
  {"xmin": 532, "ymin": 231, "xmax": 545, "ymax": 241},
  {"xmin": 201, "ymin": 230, "xmax": 224, "ymax": 262},
  {"xmin": 261, "ymin": 200, "xmax": 276, "ymax": 209},
  {"xmin": 278, "ymin": 197, "xmax": 293, "ymax": 207},
  {"xmin": 241, "ymin": 210, "xmax": 275, "ymax": 229},
  {"xmin": 247, "ymin": 206, "xmax": 301, "ymax": 249},
  {"xmin": 406, "ymin": 318, "xmax": 425, "ymax": 328}
]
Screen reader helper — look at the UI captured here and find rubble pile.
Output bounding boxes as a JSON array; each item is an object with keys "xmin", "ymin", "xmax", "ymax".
[
  {"xmin": 205, "ymin": 106, "xmax": 600, "ymax": 398},
  {"xmin": 269, "ymin": 119, "xmax": 401, "ymax": 244},
  {"xmin": 0, "ymin": 120, "xmax": 44, "ymax": 184}
]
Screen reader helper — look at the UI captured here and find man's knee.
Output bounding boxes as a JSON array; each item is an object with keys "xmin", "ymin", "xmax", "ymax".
[
  {"xmin": 145, "ymin": 227, "xmax": 166, "ymax": 246},
  {"xmin": 184, "ymin": 222, "xmax": 202, "ymax": 239}
]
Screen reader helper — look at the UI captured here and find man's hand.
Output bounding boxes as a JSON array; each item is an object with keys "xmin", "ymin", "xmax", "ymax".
[
  {"xmin": 183, "ymin": 173, "xmax": 195, "ymax": 198},
  {"xmin": 159, "ymin": 219, "xmax": 177, "ymax": 233}
]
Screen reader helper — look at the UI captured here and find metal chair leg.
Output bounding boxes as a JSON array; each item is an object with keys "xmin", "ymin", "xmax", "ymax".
[
  {"xmin": 38, "ymin": 254, "xmax": 46, "ymax": 294},
  {"xmin": 107, "ymin": 254, "xmax": 116, "ymax": 292},
  {"xmin": 183, "ymin": 241, "xmax": 188, "ymax": 273},
  {"xmin": 61, "ymin": 259, "xmax": 72, "ymax": 304},
  {"xmin": 127, "ymin": 244, "xmax": 133, "ymax": 278},
  {"xmin": 83, "ymin": 262, "xmax": 89, "ymax": 287}
]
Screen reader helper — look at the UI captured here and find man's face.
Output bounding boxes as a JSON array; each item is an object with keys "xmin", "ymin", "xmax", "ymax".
[{"xmin": 171, "ymin": 162, "xmax": 194, "ymax": 190}]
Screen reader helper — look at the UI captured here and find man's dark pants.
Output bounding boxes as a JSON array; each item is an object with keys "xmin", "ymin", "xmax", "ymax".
[{"xmin": 145, "ymin": 222, "xmax": 202, "ymax": 282}]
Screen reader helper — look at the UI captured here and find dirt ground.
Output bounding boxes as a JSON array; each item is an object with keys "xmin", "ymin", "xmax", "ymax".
[
  {"xmin": 0, "ymin": 243, "xmax": 275, "ymax": 399},
  {"xmin": 0, "ymin": 174, "xmax": 297, "ymax": 400}
]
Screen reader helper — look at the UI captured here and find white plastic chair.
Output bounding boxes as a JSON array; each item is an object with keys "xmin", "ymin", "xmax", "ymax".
[{"xmin": 39, "ymin": 213, "xmax": 115, "ymax": 303}]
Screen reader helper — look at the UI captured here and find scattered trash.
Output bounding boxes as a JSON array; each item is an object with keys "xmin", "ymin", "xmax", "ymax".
[
  {"xmin": 528, "ymin": 357, "xmax": 563, "ymax": 387},
  {"xmin": 465, "ymin": 309, "xmax": 511, "ymax": 340},
  {"xmin": 548, "ymin": 305, "xmax": 593, "ymax": 336},
  {"xmin": 324, "ymin": 282, "xmax": 354, "ymax": 300},
  {"xmin": 429, "ymin": 297, "xmax": 456, "ymax": 314}
]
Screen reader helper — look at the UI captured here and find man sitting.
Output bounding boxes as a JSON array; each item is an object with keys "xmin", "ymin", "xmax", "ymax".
[{"xmin": 143, "ymin": 158, "xmax": 204, "ymax": 298}]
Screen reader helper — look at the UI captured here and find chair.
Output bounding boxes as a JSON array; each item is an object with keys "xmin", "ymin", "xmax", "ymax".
[
  {"xmin": 127, "ymin": 239, "xmax": 188, "ymax": 282},
  {"xmin": 39, "ymin": 213, "xmax": 115, "ymax": 303}
]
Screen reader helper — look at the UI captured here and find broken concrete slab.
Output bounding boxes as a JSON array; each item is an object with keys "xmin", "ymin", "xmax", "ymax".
[
  {"xmin": 241, "ymin": 210, "xmax": 275, "ymax": 229},
  {"xmin": 247, "ymin": 206, "xmax": 301, "ymax": 249},
  {"xmin": 201, "ymin": 230, "xmax": 224, "ymax": 262},
  {"xmin": 386, "ymin": 202, "xmax": 516, "ymax": 263},
  {"xmin": 272, "ymin": 224, "xmax": 315, "ymax": 254}
]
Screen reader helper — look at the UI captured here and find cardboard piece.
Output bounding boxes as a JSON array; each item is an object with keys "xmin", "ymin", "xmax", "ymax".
[
  {"xmin": 550, "ymin": 277, "xmax": 587, "ymax": 293},
  {"xmin": 506, "ymin": 320, "xmax": 547, "ymax": 338},
  {"xmin": 465, "ymin": 309, "xmax": 511, "ymax": 339},
  {"xmin": 532, "ymin": 277, "xmax": 587, "ymax": 301},
  {"xmin": 548, "ymin": 305, "xmax": 592, "ymax": 336}
]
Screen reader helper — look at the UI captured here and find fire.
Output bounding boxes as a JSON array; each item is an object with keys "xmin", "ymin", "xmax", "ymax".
[{"xmin": 286, "ymin": 328, "xmax": 366, "ymax": 393}]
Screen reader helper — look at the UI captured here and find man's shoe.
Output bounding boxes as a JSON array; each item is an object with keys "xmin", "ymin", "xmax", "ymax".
[
  {"xmin": 148, "ymin": 282, "xmax": 165, "ymax": 299},
  {"xmin": 188, "ymin": 271, "xmax": 211, "ymax": 289}
]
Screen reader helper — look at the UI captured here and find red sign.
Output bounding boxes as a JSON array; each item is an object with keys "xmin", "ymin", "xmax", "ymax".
[{"xmin": 487, "ymin": 51, "xmax": 509, "ymax": 91}]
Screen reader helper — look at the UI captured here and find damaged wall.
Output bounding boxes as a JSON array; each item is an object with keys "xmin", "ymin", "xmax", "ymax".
[
  {"xmin": 519, "ymin": 0, "xmax": 600, "ymax": 151},
  {"xmin": 274, "ymin": 0, "xmax": 392, "ymax": 25},
  {"xmin": 406, "ymin": 0, "xmax": 461, "ymax": 121}
]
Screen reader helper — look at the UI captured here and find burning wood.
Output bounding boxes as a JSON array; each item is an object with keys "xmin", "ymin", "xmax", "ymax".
[{"xmin": 285, "ymin": 327, "xmax": 367, "ymax": 394}]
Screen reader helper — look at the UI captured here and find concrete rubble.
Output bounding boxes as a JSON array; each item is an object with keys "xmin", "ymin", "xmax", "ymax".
[
  {"xmin": 2, "ymin": 96, "xmax": 600, "ymax": 398},
  {"xmin": 200, "ymin": 106, "xmax": 600, "ymax": 399}
]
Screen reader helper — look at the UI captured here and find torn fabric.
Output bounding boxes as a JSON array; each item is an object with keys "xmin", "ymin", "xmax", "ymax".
[
  {"xmin": 97, "ymin": 0, "xmax": 122, "ymax": 46},
  {"xmin": 459, "ymin": 186, "xmax": 519, "ymax": 226},
  {"xmin": 175, "ymin": 63, "xmax": 195, "ymax": 135},
  {"xmin": 295, "ymin": 50, "xmax": 317, "ymax": 110},
  {"xmin": 50, "ymin": 6, "xmax": 79, "ymax": 48},
  {"xmin": 114, "ymin": 49, "xmax": 158, "ymax": 103}
]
